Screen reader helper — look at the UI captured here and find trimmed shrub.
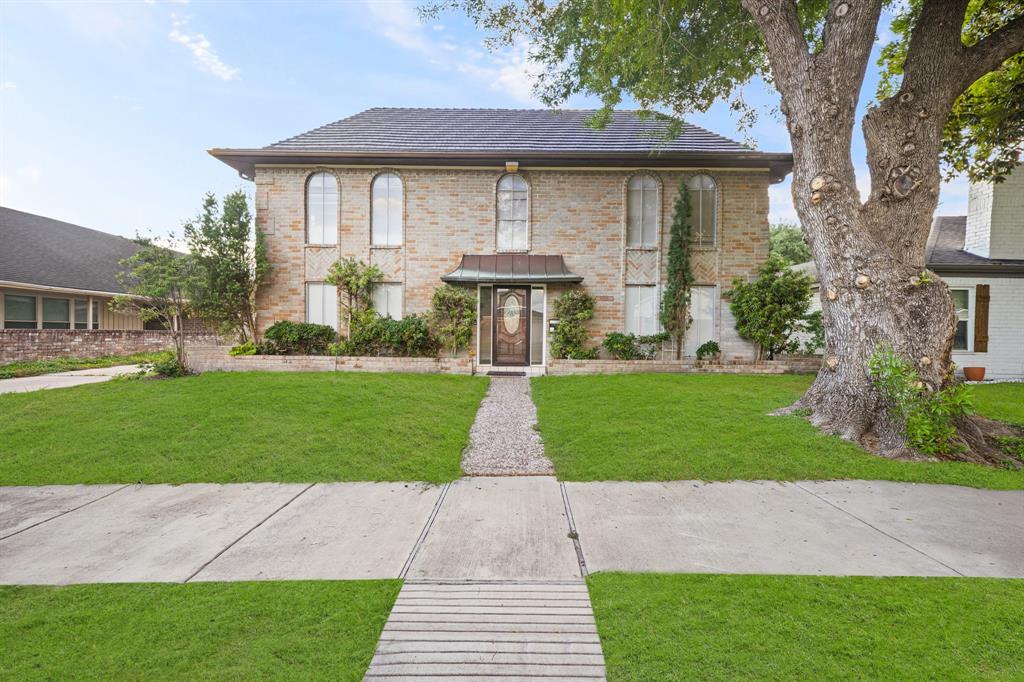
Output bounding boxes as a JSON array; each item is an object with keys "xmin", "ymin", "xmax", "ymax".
[
  {"xmin": 262, "ymin": 321, "xmax": 336, "ymax": 355},
  {"xmin": 145, "ymin": 350, "xmax": 190, "ymax": 378},
  {"xmin": 333, "ymin": 313, "xmax": 439, "ymax": 357},
  {"xmin": 228, "ymin": 341, "xmax": 257, "ymax": 356},
  {"xmin": 550, "ymin": 289, "xmax": 599, "ymax": 359},
  {"xmin": 695, "ymin": 340, "xmax": 721, "ymax": 360},
  {"xmin": 602, "ymin": 332, "xmax": 670, "ymax": 360}
]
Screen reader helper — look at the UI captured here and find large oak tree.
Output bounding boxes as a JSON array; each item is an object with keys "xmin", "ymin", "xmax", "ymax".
[{"xmin": 432, "ymin": 0, "xmax": 1023, "ymax": 463}]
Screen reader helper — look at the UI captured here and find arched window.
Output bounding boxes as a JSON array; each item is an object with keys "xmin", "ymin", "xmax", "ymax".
[
  {"xmin": 306, "ymin": 172, "xmax": 338, "ymax": 244},
  {"xmin": 626, "ymin": 174, "xmax": 658, "ymax": 247},
  {"xmin": 688, "ymin": 174, "xmax": 717, "ymax": 247},
  {"xmin": 372, "ymin": 172, "xmax": 403, "ymax": 246},
  {"xmin": 496, "ymin": 173, "xmax": 529, "ymax": 251}
]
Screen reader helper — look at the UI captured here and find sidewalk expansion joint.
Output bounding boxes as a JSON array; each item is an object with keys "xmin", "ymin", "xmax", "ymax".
[
  {"xmin": 0, "ymin": 484, "xmax": 131, "ymax": 542},
  {"xmin": 400, "ymin": 482, "xmax": 451, "ymax": 579},
  {"xmin": 183, "ymin": 482, "xmax": 316, "ymax": 583},
  {"xmin": 793, "ymin": 482, "xmax": 966, "ymax": 577},
  {"xmin": 560, "ymin": 482, "xmax": 588, "ymax": 578}
]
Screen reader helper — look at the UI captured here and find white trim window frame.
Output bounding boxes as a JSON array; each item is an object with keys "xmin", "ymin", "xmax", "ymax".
[
  {"xmin": 683, "ymin": 285, "xmax": 719, "ymax": 356},
  {"xmin": 306, "ymin": 171, "xmax": 339, "ymax": 245},
  {"xmin": 624, "ymin": 284, "xmax": 661, "ymax": 336},
  {"xmin": 306, "ymin": 282, "xmax": 339, "ymax": 330},
  {"xmin": 626, "ymin": 174, "xmax": 659, "ymax": 248},
  {"xmin": 496, "ymin": 173, "xmax": 529, "ymax": 252},
  {"xmin": 371, "ymin": 172, "xmax": 403, "ymax": 247},
  {"xmin": 950, "ymin": 288, "xmax": 973, "ymax": 352}
]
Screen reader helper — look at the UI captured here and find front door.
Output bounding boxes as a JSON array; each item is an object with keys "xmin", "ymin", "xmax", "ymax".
[{"xmin": 494, "ymin": 287, "xmax": 529, "ymax": 366}]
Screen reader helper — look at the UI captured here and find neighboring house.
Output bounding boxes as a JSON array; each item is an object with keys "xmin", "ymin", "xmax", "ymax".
[
  {"xmin": 211, "ymin": 108, "xmax": 792, "ymax": 368},
  {"xmin": 0, "ymin": 207, "xmax": 145, "ymax": 331},
  {"xmin": 798, "ymin": 164, "xmax": 1024, "ymax": 379}
]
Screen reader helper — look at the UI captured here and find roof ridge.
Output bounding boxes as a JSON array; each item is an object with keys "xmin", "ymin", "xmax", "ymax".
[{"xmin": 0, "ymin": 206, "xmax": 139, "ymax": 244}]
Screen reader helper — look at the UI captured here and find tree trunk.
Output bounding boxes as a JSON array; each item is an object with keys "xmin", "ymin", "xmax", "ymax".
[{"xmin": 741, "ymin": 0, "xmax": 1022, "ymax": 464}]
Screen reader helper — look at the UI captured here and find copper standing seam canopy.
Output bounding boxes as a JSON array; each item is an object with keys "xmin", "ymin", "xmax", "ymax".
[{"xmin": 441, "ymin": 254, "xmax": 584, "ymax": 284}]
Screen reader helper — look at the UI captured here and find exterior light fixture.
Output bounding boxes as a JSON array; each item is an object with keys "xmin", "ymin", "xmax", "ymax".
[{"xmin": 505, "ymin": 161, "xmax": 519, "ymax": 172}]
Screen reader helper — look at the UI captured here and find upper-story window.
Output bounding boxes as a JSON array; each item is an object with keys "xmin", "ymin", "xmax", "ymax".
[
  {"xmin": 688, "ymin": 174, "xmax": 717, "ymax": 247},
  {"xmin": 306, "ymin": 172, "xmax": 338, "ymax": 244},
  {"xmin": 372, "ymin": 172, "xmax": 403, "ymax": 246},
  {"xmin": 496, "ymin": 173, "xmax": 529, "ymax": 251},
  {"xmin": 627, "ymin": 174, "xmax": 658, "ymax": 248}
]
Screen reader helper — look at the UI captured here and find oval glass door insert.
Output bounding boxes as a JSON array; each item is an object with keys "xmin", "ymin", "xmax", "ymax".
[{"xmin": 503, "ymin": 295, "xmax": 522, "ymax": 334}]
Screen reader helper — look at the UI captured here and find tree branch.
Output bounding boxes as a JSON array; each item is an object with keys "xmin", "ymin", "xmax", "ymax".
[
  {"xmin": 960, "ymin": 13, "xmax": 1024, "ymax": 89},
  {"xmin": 740, "ymin": 0, "xmax": 810, "ymax": 97}
]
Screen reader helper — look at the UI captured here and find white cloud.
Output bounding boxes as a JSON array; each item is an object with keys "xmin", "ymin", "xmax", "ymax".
[
  {"xmin": 1, "ymin": 81, "xmax": 15, "ymax": 90},
  {"xmin": 362, "ymin": 0, "xmax": 541, "ymax": 104},
  {"xmin": 169, "ymin": 28, "xmax": 239, "ymax": 80},
  {"xmin": 768, "ymin": 180, "xmax": 798, "ymax": 224}
]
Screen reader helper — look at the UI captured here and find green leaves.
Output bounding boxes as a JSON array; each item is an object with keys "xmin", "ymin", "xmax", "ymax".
[
  {"xmin": 325, "ymin": 257, "xmax": 385, "ymax": 337},
  {"xmin": 428, "ymin": 285, "xmax": 477, "ymax": 357},
  {"xmin": 868, "ymin": 344, "xmax": 972, "ymax": 455},
  {"xmin": 183, "ymin": 190, "xmax": 269, "ymax": 342},
  {"xmin": 660, "ymin": 179, "xmax": 695, "ymax": 354},
  {"xmin": 550, "ymin": 289, "xmax": 599, "ymax": 359},
  {"xmin": 728, "ymin": 253, "xmax": 813, "ymax": 360},
  {"xmin": 768, "ymin": 223, "xmax": 812, "ymax": 266}
]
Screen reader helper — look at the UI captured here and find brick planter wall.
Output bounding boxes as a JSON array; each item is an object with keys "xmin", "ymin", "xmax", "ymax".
[
  {"xmin": 186, "ymin": 345, "xmax": 474, "ymax": 375},
  {"xmin": 546, "ymin": 356, "xmax": 820, "ymax": 375},
  {"xmin": 0, "ymin": 330, "xmax": 222, "ymax": 364}
]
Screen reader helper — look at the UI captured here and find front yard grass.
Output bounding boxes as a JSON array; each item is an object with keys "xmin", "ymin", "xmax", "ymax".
[
  {"xmin": 0, "ymin": 352, "xmax": 162, "ymax": 379},
  {"xmin": 0, "ymin": 580, "xmax": 399, "ymax": 681},
  {"xmin": 588, "ymin": 573, "xmax": 1024, "ymax": 681},
  {"xmin": 531, "ymin": 374, "xmax": 1024, "ymax": 489},
  {"xmin": 971, "ymin": 382, "xmax": 1024, "ymax": 426},
  {"xmin": 0, "ymin": 372, "xmax": 488, "ymax": 485}
]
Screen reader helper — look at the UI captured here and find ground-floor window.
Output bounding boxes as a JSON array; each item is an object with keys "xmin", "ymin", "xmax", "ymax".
[
  {"xmin": 92, "ymin": 300, "xmax": 100, "ymax": 329},
  {"xmin": 625, "ymin": 285, "xmax": 660, "ymax": 336},
  {"xmin": 951, "ymin": 288, "xmax": 971, "ymax": 351},
  {"xmin": 372, "ymin": 283, "xmax": 403, "ymax": 320},
  {"xmin": 3, "ymin": 294, "xmax": 36, "ymax": 329},
  {"xmin": 306, "ymin": 282, "xmax": 338, "ymax": 330},
  {"xmin": 42, "ymin": 297, "xmax": 70, "ymax": 329},
  {"xmin": 683, "ymin": 286, "xmax": 717, "ymax": 356}
]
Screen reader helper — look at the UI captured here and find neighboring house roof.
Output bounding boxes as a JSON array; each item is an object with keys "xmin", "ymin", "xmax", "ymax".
[
  {"xmin": 0, "ymin": 207, "xmax": 144, "ymax": 295},
  {"xmin": 211, "ymin": 108, "xmax": 793, "ymax": 181},
  {"xmin": 795, "ymin": 215, "xmax": 1024, "ymax": 282},
  {"xmin": 442, "ymin": 254, "xmax": 584, "ymax": 285}
]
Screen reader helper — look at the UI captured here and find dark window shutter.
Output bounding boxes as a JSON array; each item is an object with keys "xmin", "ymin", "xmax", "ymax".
[{"xmin": 974, "ymin": 284, "xmax": 990, "ymax": 353}]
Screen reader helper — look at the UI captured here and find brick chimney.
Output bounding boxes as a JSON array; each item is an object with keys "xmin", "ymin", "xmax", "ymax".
[{"xmin": 965, "ymin": 163, "xmax": 1024, "ymax": 259}]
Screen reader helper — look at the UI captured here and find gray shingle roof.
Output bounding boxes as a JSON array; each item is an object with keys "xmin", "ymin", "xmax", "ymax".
[
  {"xmin": 0, "ymin": 207, "xmax": 144, "ymax": 294},
  {"xmin": 266, "ymin": 108, "xmax": 752, "ymax": 154}
]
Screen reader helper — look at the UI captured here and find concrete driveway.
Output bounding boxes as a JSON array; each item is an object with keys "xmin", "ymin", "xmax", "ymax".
[
  {"xmin": 0, "ymin": 365, "xmax": 141, "ymax": 394},
  {"xmin": 1, "ymin": 478, "xmax": 1021, "ymax": 584}
]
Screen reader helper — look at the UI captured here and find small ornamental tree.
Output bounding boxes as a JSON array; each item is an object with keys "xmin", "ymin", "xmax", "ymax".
[
  {"xmin": 768, "ymin": 223, "xmax": 812, "ymax": 266},
  {"xmin": 660, "ymin": 179, "xmax": 695, "ymax": 359},
  {"xmin": 729, "ymin": 253, "xmax": 813, "ymax": 360},
  {"xmin": 429, "ymin": 285, "xmax": 477, "ymax": 357},
  {"xmin": 550, "ymin": 288, "xmax": 599, "ymax": 359},
  {"xmin": 325, "ymin": 257, "xmax": 384, "ymax": 338},
  {"xmin": 184, "ymin": 191, "xmax": 269, "ymax": 342},
  {"xmin": 113, "ymin": 239, "xmax": 198, "ymax": 370}
]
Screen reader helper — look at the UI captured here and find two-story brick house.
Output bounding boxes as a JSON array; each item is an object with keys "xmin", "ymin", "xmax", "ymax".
[{"xmin": 211, "ymin": 108, "xmax": 792, "ymax": 369}]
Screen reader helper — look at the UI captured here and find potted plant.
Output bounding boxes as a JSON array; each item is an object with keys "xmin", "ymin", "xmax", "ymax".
[{"xmin": 963, "ymin": 366, "xmax": 986, "ymax": 382}]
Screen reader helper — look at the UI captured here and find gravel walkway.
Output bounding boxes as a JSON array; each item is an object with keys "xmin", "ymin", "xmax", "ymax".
[{"xmin": 461, "ymin": 377, "xmax": 555, "ymax": 475}]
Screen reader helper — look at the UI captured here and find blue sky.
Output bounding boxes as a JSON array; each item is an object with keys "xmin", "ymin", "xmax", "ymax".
[{"xmin": 1, "ymin": 0, "xmax": 969, "ymax": 240}]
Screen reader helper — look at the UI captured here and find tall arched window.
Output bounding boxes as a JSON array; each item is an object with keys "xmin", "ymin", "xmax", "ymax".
[
  {"xmin": 626, "ymin": 174, "xmax": 658, "ymax": 247},
  {"xmin": 688, "ymin": 174, "xmax": 717, "ymax": 247},
  {"xmin": 496, "ymin": 173, "xmax": 528, "ymax": 251},
  {"xmin": 306, "ymin": 172, "xmax": 338, "ymax": 244},
  {"xmin": 372, "ymin": 172, "xmax": 403, "ymax": 246}
]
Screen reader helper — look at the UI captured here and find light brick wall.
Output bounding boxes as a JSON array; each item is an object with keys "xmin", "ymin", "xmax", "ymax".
[
  {"xmin": 965, "ymin": 163, "xmax": 1024, "ymax": 260},
  {"xmin": 945, "ymin": 275, "xmax": 1024, "ymax": 380},
  {"xmin": 0, "ymin": 330, "xmax": 220, "ymax": 364},
  {"xmin": 254, "ymin": 166, "xmax": 772, "ymax": 362}
]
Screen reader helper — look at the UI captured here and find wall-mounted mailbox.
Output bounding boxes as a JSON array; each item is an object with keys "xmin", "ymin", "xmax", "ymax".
[{"xmin": 548, "ymin": 318, "xmax": 560, "ymax": 332}]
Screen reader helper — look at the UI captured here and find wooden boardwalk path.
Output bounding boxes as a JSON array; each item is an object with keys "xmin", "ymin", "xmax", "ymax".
[{"xmin": 363, "ymin": 580, "xmax": 606, "ymax": 680}]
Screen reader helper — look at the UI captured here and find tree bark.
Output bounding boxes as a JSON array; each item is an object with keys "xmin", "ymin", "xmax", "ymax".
[{"xmin": 741, "ymin": 0, "xmax": 1023, "ymax": 461}]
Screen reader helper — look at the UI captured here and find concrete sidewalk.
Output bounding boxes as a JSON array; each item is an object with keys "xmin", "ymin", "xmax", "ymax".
[
  {"xmin": 0, "ymin": 478, "xmax": 1021, "ymax": 584},
  {"xmin": 0, "ymin": 365, "xmax": 141, "ymax": 394}
]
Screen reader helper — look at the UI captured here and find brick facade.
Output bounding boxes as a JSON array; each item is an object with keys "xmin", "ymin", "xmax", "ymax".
[
  {"xmin": 254, "ymin": 165, "xmax": 772, "ymax": 363},
  {"xmin": 0, "ymin": 330, "xmax": 221, "ymax": 364},
  {"xmin": 186, "ymin": 345, "xmax": 473, "ymax": 375}
]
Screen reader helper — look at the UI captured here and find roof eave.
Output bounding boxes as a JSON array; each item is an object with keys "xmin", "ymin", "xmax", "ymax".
[
  {"xmin": 209, "ymin": 148, "xmax": 793, "ymax": 183},
  {"xmin": 930, "ymin": 262, "xmax": 1024, "ymax": 277}
]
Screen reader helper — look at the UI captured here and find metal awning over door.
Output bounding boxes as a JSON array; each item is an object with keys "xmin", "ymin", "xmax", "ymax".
[{"xmin": 440, "ymin": 254, "xmax": 583, "ymax": 284}]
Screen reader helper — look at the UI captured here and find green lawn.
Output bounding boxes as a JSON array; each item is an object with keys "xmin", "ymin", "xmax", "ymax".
[
  {"xmin": 0, "ymin": 581, "xmax": 399, "ymax": 681},
  {"xmin": 972, "ymin": 382, "xmax": 1024, "ymax": 426},
  {"xmin": 0, "ymin": 353, "xmax": 161, "ymax": 379},
  {"xmin": 588, "ymin": 573, "xmax": 1024, "ymax": 681},
  {"xmin": 531, "ymin": 374, "xmax": 1024, "ymax": 489},
  {"xmin": 0, "ymin": 372, "xmax": 488, "ymax": 485}
]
